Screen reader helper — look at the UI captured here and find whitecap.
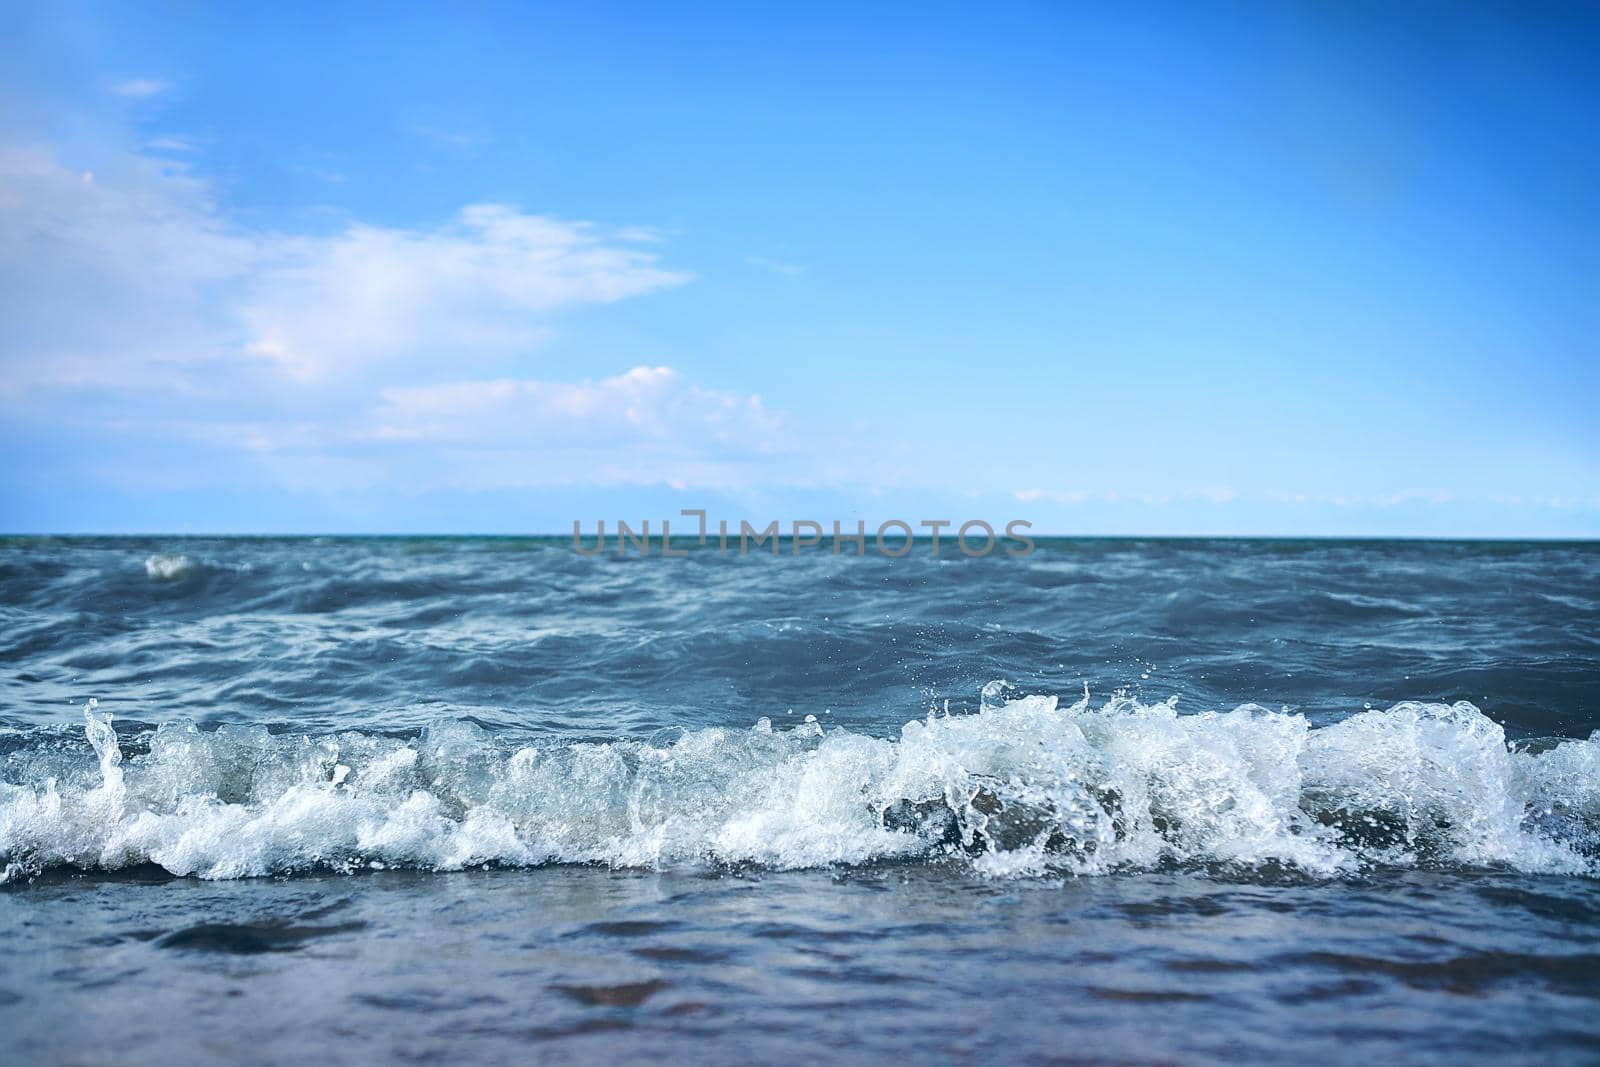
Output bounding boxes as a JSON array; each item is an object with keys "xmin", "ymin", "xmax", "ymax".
[
  {"xmin": 1, "ymin": 693, "xmax": 1595, "ymax": 882},
  {"xmin": 143, "ymin": 554, "xmax": 193, "ymax": 581}
]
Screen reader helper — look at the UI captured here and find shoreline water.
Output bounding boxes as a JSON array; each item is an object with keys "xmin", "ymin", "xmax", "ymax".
[{"xmin": 7, "ymin": 863, "xmax": 1599, "ymax": 1065}]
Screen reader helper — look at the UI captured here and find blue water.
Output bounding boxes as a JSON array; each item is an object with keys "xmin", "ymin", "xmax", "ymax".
[{"xmin": 3, "ymin": 537, "xmax": 1598, "ymax": 1062}]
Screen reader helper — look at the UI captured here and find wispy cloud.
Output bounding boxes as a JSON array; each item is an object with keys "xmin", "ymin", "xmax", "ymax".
[
  {"xmin": 1010, "ymin": 487, "xmax": 1600, "ymax": 516},
  {"xmin": 343, "ymin": 366, "xmax": 783, "ymax": 490},
  {"xmin": 365, "ymin": 366, "xmax": 777, "ymax": 447},
  {"xmin": 112, "ymin": 78, "xmax": 168, "ymax": 99},
  {"xmin": 1272, "ymin": 490, "xmax": 1455, "ymax": 508},
  {"xmin": 1014, "ymin": 488, "xmax": 1240, "ymax": 506},
  {"xmin": 408, "ymin": 124, "xmax": 490, "ymax": 151},
  {"xmin": 142, "ymin": 365, "xmax": 790, "ymax": 492}
]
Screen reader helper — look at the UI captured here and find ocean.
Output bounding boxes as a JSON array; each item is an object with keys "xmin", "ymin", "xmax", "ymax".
[{"xmin": 2, "ymin": 536, "xmax": 1597, "ymax": 1063}]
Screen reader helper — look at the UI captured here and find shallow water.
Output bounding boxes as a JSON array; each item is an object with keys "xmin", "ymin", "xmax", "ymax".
[
  {"xmin": 2, "ymin": 537, "xmax": 1598, "ymax": 1060},
  {"xmin": 6, "ymin": 865, "xmax": 1600, "ymax": 1065}
]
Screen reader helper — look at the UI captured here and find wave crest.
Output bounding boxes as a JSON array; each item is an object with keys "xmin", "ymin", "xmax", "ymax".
[
  {"xmin": 143, "ymin": 554, "xmax": 194, "ymax": 581},
  {"xmin": 2, "ymin": 694, "xmax": 1596, "ymax": 882}
]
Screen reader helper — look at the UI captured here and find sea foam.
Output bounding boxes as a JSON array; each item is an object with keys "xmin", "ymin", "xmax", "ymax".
[
  {"xmin": 143, "ymin": 554, "xmax": 194, "ymax": 581},
  {"xmin": 2, "ymin": 693, "xmax": 1596, "ymax": 882}
]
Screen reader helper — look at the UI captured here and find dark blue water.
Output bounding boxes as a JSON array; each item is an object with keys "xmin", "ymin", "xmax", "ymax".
[{"xmin": 3, "ymin": 537, "xmax": 1598, "ymax": 1062}]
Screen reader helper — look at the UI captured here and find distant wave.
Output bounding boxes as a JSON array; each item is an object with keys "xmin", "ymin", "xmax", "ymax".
[{"xmin": 3, "ymin": 693, "xmax": 1596, "ymax": 883}]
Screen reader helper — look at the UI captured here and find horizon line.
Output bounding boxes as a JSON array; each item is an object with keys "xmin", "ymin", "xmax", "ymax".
[{"xmin": 4, "ymin": 531, "xmax": 1597, "ymax": 544}]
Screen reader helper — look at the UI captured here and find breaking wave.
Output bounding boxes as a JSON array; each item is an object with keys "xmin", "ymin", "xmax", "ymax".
[
  {"xmin": 143, "ymin": 554, "xmax": 195, "ymax": 581},
  {"xmin": 3, "ymin": 693, "xmax": 1597, "ymax": 882}
]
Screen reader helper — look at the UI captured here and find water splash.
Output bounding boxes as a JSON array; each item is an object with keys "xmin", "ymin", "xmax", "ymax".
[
  {"xmin": 1, "ymin": 693, "xmax": 1596, "ymax": 883},
  {"xmin": 143, "ymin": 554, "xmax": 194, "ymax": 581}
]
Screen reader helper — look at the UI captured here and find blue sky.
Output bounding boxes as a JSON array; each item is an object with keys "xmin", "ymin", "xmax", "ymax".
[{"xmin": 1, "ymin": 1, "xmax": 1595, "ymax": 535}]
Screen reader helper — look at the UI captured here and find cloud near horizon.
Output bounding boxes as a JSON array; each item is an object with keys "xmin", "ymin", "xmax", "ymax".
[
  {"xmin": 203, "ymin": 365, "xmax": 793, "ymax": 493},
  {"xmin": 366, "ymin": 366, "xmax": 778, "ymax": 447}
]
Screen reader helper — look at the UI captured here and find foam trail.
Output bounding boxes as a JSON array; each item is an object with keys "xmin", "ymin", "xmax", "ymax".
[{"xmin": 2, "ymin": 694, "xmax": 1596, "ymax": 882}]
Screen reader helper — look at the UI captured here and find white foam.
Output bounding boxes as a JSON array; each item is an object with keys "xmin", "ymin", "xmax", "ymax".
[
  {"xmin": 1, "ymin": 694, "xmax": 1595, "ymax": 882},
  {"xmin": 143, "ymin": 554, "xmax": 193, "ymax": 581}
]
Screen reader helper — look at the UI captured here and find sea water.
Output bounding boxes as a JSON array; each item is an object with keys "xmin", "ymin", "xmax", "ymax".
[{"xmin": 2, "ymin": 537, "xmax": 1596, "ymax": 1062}]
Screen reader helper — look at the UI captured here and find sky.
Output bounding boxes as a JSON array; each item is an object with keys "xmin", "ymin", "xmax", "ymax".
[{"xmin": 0, "ymin": 1, "xmax": 1596, "ymax": 536}]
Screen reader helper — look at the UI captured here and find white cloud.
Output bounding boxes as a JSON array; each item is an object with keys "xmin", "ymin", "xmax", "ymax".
[
  {"xmin": 1013, "ymin": 487, "xmax": 1240, "ymax": 506},
  {"xmin": 242, "ymin": 206, "xmax": 689, "ymax": 380},
  {"xmin": 341, "ymin": 366, "xmax": 784, "ymax": 489},
  {"xmin": 0, "ymin": 146, "xmax": 691, "ymax": 389},
  {"xmin": 112, "ymin": 78, "xmax": 168, "ymax": 99},
  {"xmin": 0, "ymin": 141, "xmax": 813, "ymax": 494},
  {"xmin": 1014, "ymin": 488, "xmax": 1089, "ymax": 504},
  {"xmin": 144, "ymin": 136, "xmax": 196, "ymax": 153},
  {"xmin": 409, "ymin": 124, "xmax": 487, "ymax": 150},
  {"xmin": 366, "ymin": 365, "xmax": 777, "ymax": 445},
  {"xmin": 0, "ymin": 145, "xmax": 252, "ymax": 392},
  {"xmin": 171, "ymin": 366, "xmax": 788, "ymax": 491}
]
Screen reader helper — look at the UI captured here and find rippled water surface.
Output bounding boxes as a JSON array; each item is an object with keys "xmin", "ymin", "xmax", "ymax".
[{"xmin": 3, "ymin": 536, "xmax": 1598, "ymax": 1062}]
